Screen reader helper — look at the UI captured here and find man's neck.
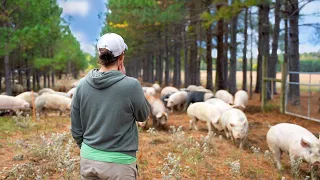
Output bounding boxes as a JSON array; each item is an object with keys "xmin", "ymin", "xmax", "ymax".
[{"xmin": 99, "ymin": 65, "xmax": 118, "ymax": 72}]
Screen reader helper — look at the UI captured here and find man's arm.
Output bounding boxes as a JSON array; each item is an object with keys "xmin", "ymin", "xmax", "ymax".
[
  {"xmin": 131, "ymin": 81, "xmax": 151, "ymax": 122},
  {"xmin": 70, "ymin": 89, "xmax": 83, "ymax": 148}
]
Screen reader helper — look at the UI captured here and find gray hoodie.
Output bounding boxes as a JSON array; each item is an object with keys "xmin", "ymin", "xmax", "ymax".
[{"xmin": 71, "ymin": 69, "xmax": 150, "ymax": 157}]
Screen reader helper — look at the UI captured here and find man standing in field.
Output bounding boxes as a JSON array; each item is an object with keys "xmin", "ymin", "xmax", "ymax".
[{"xmin": 71, "ymin": 33, "xmax": 150, "ymax": 180}]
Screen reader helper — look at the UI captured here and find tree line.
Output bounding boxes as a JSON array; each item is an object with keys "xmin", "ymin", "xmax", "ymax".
[
  {"xmin": 104, "ymin": 0, "xmax": 319, "ymax": 105},
  {"xmin": 0, "ymin": 0, "xmax": 88, "ymax": 95}
]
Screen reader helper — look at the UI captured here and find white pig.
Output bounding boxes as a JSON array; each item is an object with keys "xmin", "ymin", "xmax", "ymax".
[
  {"xmin": 160, "ymin": 86, "xmax": 179, "ymax": 98},
  {"xmin": 166, "ymin": 91, "xmax": 188, "ymax": 112},
  {"xmin": 142, "ymin": 94, "xmax": 168, "ymax": 128},
  {"xmin": 220, "ymin": 108, "xmax": 249, "ymax": 149},
  {"xmin": 16, "ymin": 92, "xmax": 39, "ymax": 108},
  {"xmin": 187, "ymin": 102, "xmax": 221, "ymax": 134},
  {"xmin": 234, "ymin": 90, "xmax": 249, "ymax": 110},
  {"xmin": 35, "ymin": 94, "xmax": 71, "ymax": 117},
  {"xmin": 215, "ymin": 90, "xmax": 234, "ymax": 104},
  {"xmin": 152, "ymin": 83, "xmax": 161, "ymax": 92},
  {"xmin": 67, "ymin": 88, "xmax": 76, "ymax": 98},
  {"xmin": 0, "ymin": 95, "xmax": 30, "ymax": 111},
  {"xmin": 146, "ymin": 87, "xmax": 156, "ymax": 96},
  {"xmin": 205, "ymin": 98, "xmax": 233, "ymax": 131},
  {"xmin": 38, "ymin": 88, "xmax": 55, "ymax": 95},
  {"xmin": 267, "ymin": 123, "xmax": 320, "ymax": 172}
]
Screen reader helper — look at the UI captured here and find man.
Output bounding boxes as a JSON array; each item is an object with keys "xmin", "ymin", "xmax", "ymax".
[{"xmin": 71, "ymin": 33, "xmax": 150, "ymax": 180}]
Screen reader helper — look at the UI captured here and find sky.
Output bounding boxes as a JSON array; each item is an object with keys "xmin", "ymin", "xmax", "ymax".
[{"xmin": 57, "ymin": 0, "xmax": 320, "ymax": 57}]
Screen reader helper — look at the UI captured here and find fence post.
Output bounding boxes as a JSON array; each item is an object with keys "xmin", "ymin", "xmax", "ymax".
[
  {"xmin": 280, "ymin": 61, "xmax": 287, "ymax": 114},
  {"xmin": 261, "ymin": 56, "xmax": 266, "ymax": 112}
]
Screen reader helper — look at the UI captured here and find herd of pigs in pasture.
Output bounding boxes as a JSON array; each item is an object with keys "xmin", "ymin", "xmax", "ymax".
[{"xmin": 0, "ymin": 80, "xmax": 319, "ymax": 178}]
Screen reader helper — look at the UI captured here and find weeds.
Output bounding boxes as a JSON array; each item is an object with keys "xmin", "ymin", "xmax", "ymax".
[
  {"xmin": 290, "ymin": 157, "xmax": 303, "ymax": 179},
  {"xmin": 5, "ymin": 133, "xmax": 79, "ymax": 179},
  {"xmin": 12, "ymin": 111, "xmax": 35, "ymax": 129},
  {"xmin": 161, "ymin": 153, "xmax": 182, "ymax": 179}
]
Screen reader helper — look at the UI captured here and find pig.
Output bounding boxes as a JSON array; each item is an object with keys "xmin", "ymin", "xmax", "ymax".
[
  {"xmin": 72, "ymin": 80, "xmax": 79, "ymax": 88},
  {"xmin": 38, "ymin": 88, "xmax": 55, "ymax": 95},
  {"xmin": 160, "ymin": 86, "xmax": 179, "ymax": 98},
  {"xmin": 184, "ymin": 91, "xmax": 214, "ymax": 111},
  {"xmin": 143, "ymin": 94, "xmax": 168, "ymax": 128},
  {"xmin": 16, "ymin": 92, "xmax": 39, "ymax": 108},
  {"xmin": 267, "ymin": 123, "xmax": 320, "ymax": 173},
  {"xmin": 67, "ymin": 88, "xmax": 76, "ymax": 98},
  {"xmin": 220, "ymin": 108, "xmax": 249, "ymax": 149},
  {"xmin": 187, "ymin": 102, "xmax": 221, "ymax": 134},
  {"xmin": 152, "ymin": 83, "xmax": 161, "ymax": 92},
  {"xmin": 205, "ymin": 98, "xmax": 233, "ymax": 131},
  {"xmin": 0, "ymin": 95, "xmax": 30, "ymax": 111},
  {"xmin": 35, "ymin": 94, "xmax": 72, "ymax": 117},
  {"xmin": 161, "ymin": 92, "xmax": 174, "ymax": 107},
  {"xmin": 146, "ymin": 87, "xmax": 156, "ymax": 96},
  {"xmin": 142, "ymin": 87, "xmax": 149, "ymax": 92},
  {"xmin": 215, "ymin": 90, "xmax": 234, "ymax": 104},
  {"xmin": 187, "ymin": 85, "xmax": 198, "ymax": 91},
  {"xmin": 166, "ymin": 91, "xmax": 188, "ymax": 112},
  {"xmin": 53, "ymin": 91, "xmax": 71, "ymax": 98},
  {"xmin": 234, "ymin": 90, "xmax": 249, "ymax": 110}
]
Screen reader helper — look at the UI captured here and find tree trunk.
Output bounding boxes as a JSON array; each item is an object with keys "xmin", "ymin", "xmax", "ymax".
[
  {"xmin": 269, "ymin": 0, "xmax": 281, "ymax": 96},
  {"xmin": 43, "ymin": 71, "xmax": 47, "ymax": 88},
  {"xmin": 261, "ymin": 2, "xmax": 270, "ymax": 99},
  {"xmin": 18, "ymin": 58, "xmax": 22, "ymax": 85},
  {"xmin": 189, "ymin": 29, "xmax": 197, "ymax": 85},
  {"xmin": 216, "ymin": 5, "xmax": 226, "ymax": 91},
  {"xmin": 173, "ymin": 40, "xmax": 181, "ymax": 88},
  {"xmin": 51, "ymin": 71, "xmax": 55, "ymax": 87},
  {"xmin": 223, "ymin": 22, "xmax": 229, "ymax": 87},
  {"xmin": 0, "ymin": 71, "xmax": 2, "ymax": 90},
  {"xmin": 165, "ymin": 25, "xmax": 170, "ymax": 85},
  {"xmin": 150, "ymin": 53, "xmax": 154, "ymax": 83},
  {"xmin": 249, "ymin": 8, "xmax": 253, "ymax": 99},
  {"xmin": 36, "ymin": 70, "xmax": 40, "ymax": 90},
  {"xmin": 242, "ymin": 8, "xmax": 248, "ymax": 91},
  {"xmin": 184, "ymin": 30, "xmax": 189, "ymax": 87},
  {"xmin": 32, "ymin": 70, "xmax": 36, "ymax": 90},
  {"xmin": 255, "ymin": 5, "xmax": 263, "ymax": 93},
  {"xmin": 206, "ymin": 23, "xmax": 213, "ymax": 90},
  {"xmin": 195, "ymin": 23, "xmax": 201, "ymax": 86},
  {"xmin": 26, "ymin": 58, "xmax": 31, "ymax": 91},
  {"xmin": 47, "ymin": 69, "xmax": 51, "ymax": 88},
  {"xmin": 156, "ymin": 29, "xmax": 163, "ymax": 85},
  {"xmin": 228, "ymin": 11, "xmax": 238, "ymax": 95},
  {"xmin": 288, "ymin": 0, "xmax": 300, "ymax": 105},
  {"xmin": 4, "ymin": 53, "xmax": 12, "ymax": 95}
]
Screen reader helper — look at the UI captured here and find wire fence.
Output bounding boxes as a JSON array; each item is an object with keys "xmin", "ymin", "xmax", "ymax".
[{"xmin": 285, "ymin": 71, "xmax": 320, "ymax": 122}]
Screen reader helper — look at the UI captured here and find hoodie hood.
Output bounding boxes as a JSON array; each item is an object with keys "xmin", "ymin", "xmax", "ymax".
[{"xmin": 85, "ymin": 69, "xmax": 126, "ymax": 90}]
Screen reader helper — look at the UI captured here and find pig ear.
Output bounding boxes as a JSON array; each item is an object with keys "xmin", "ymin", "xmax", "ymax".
[
  {"xmin": 230, "ymin": 123, "xmax": 235, "ymax": 127},
  {"xmin": 156, "ymin": 113, "xmax": 162, "ymax": 119},
  {"xmin": 300, "ymin": 137, "xmax": 311, "ymax": 148}
]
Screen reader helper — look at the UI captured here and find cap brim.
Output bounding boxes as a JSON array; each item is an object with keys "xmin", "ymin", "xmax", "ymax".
[{"xmin": 124, "ymin": 43, "xmax": 128, "ymax": 50}]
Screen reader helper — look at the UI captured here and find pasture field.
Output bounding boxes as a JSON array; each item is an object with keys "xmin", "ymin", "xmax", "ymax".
[{"xmin": 0, "ymin": 92, "xmax": 319, "ymax": 179}]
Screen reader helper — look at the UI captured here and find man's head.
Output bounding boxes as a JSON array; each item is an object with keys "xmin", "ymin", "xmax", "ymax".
[{"xmin": 97, "ymin": 33, "xmax": 128, "ymax": 73}]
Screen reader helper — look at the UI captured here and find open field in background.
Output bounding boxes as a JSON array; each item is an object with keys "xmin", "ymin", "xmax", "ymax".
[
  {"xmin": 0, "ymin": 90, "xmax": 320, "ymax": 179},
  {"xmin": 178, "ymin": 71, "xmax": 320, "ymax": 91}
]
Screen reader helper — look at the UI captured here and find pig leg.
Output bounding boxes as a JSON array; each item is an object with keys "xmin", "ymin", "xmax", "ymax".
[
  {"xmin": 152, "ymin": 116, "xmax": 157, "ymax": 128},
  {"xmin": 269, "ymin": 145, "xmax": 283, "ymax": 171},
  {"xmin": 206, "ymin": 120, "xmax": 212, "ymax": 134},
  {"xmin": 239, "ymin": 135, "xmax": 247, "ymax": 149},
  {"xmin": 224, "ymin": 129, "xmax": 230, "ymax": 140}
]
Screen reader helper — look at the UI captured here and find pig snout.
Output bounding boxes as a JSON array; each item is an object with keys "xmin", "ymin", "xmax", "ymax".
[{"xmin": 159, "ymin": 116, "xmax": 167, "ymax": 125}]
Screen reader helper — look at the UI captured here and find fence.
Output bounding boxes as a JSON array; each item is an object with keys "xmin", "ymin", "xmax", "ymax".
[{"xmin": 285, "ymin": 71, "xmax": 320, "ymax": 122}]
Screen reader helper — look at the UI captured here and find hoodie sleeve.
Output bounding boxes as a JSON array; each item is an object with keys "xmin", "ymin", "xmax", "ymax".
[
  {"xmin": 131, "ymin": 81, "xmax": 151, "ymax": 122},
  {"xmin": 70, "ymin": 87, "xmax": 83, "ymax": 148}
]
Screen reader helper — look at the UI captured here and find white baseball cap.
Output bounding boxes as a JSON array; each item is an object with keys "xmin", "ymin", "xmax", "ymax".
[{"xmin": 97, "ymin": 33, "xmax": 128, "ymax": 57}]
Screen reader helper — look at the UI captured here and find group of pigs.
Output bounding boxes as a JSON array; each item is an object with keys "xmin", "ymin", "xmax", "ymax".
[
  {"xmin": 0, "ymin": 83, "xmax": 78, "ymax": 117},
  {"xmin": 141, "ymin": 83, "xmax": 320, "ymax": 178}
]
